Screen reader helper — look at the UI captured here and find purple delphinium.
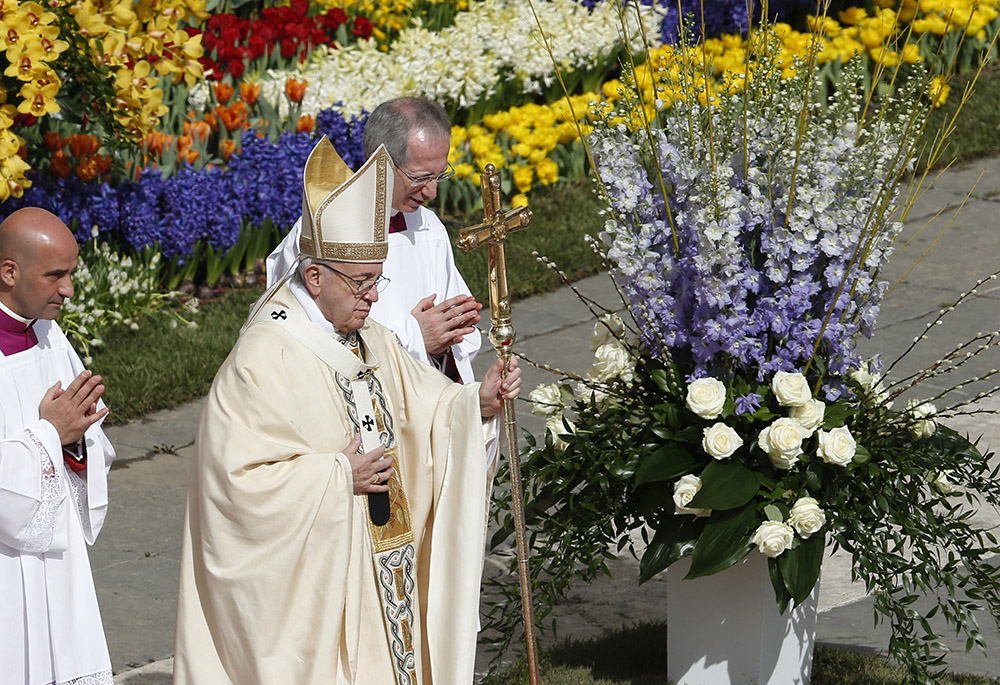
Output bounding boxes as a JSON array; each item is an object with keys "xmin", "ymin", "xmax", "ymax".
[
  {"xmin": 591, "ymin": 59, "xmax": 911, "ymax": 398},
  {"xmin": 734, "ymin": 393, "xmax": 763, "ymax": 415}
]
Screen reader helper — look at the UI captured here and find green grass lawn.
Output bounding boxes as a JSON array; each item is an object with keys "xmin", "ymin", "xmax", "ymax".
[{"xmin": 481, "ymin": 623, "xmax": 1000, "ymax": 685}]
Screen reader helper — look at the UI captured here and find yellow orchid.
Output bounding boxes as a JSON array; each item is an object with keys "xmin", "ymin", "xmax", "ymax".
[
  {"xmin": 17, "ymin": 76, "xmax": 60, "ymax": 115},
  {"xmin": 5, "ymin": 41, "xmax": 47, "ymax": 81}
]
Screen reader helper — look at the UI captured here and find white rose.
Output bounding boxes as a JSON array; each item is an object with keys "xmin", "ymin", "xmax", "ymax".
[
  {"xmin": 850, "ymin": 367, "xmax": 878, "ymax": 392},
  {"xmin": 751, "ymin": 520, "xmax": 795, "ymax": 557},
  {"xmin": 926, "ymin": 470, "xmax": 959, "ymax": 496},
  {"xmin": 790, "ymin": 398, "xmax": 826, "ymax": 434},
  {"xmin": 545, "ymin": 414, "xmax": 575, "ymax": 451},
  {"xmin": 686, "ymin": 377, "xmax": 727, "ymax": 419},
  {"xmin": 816, "ymin": 426, "xmax": 857, "ymax": 466},
  {"xmin": 906, "ymin": 399, "xmax": 937, "ymax": 439},
  {"xmin": 673, "ymin": 474, "xmax": 711, "ymax": 517},
  {"xmin": 592, "ymin": 312, "xmax": 626, "ymax": 350},
  {"xmin": 590, "ymin": 341, "xmax": 634, "ymax": 382},
  {"xmin": 529, "ymin": 383, "xmax": 562, "ymax": 416},
  {"xmin": 757, "ymin": 417, "xmax": 805, "ymax": 469},
  {"xmin": 701, "ymin": 423, "xmax": 743, "ymax": 460},
  {"xmin": 771, "ymin": 370, "xmax": 812, "ymax": 407},
  {"xmin": 787, "ymin": 497, "xmax": 826, "ymax": 538}
]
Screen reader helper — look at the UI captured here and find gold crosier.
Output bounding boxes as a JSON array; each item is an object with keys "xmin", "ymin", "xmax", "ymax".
[{"xmin": 456, "ymin": 164, "xmax": 540, "ymax": 685}]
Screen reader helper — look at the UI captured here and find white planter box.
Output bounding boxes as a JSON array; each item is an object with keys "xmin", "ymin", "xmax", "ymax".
[{"xmin": 666, "ymin": 553, "xmax": 818, "ymax": 685}]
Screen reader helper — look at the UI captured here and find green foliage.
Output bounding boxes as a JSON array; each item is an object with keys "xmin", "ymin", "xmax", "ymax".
[
  {"xmin": 90, "ymin": 288, "xmax": 260, "ymax": 424},
  {"xmin": 59, "ymin": 240, "xmax": 193, "ymax": 363},
  {"xmin": 485, "ymin": 327, "xmax": 1000, "ymax": 681}
]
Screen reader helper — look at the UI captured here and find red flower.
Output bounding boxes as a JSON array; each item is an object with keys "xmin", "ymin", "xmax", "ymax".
[
  {"xmin": 321, "ymin": 8, "xmax": 348, "ymax": 30},
  {"xmin": 226, "ymin": 58, "xmax": 245, "ymax": 80},
  {"xmin": 352, "ymin": 17, "xmax": 374, "ymax": 40},
  {"xmin": 248, "ymin": 34, "xmax": 267, "ymax": 59}
]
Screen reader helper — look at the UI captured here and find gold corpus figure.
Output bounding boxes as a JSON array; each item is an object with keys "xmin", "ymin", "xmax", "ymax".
[{"xmin": 456, "ymin": 164, "xmax": 539, "ymax": 685}]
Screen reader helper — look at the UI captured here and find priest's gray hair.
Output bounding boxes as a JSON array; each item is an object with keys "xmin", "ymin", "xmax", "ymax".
[
  {"xmin": 363, "ymin": 97, "xmax": 450, "ymax": 166},
  {"xmin": 292, "ymin": 256, "xmax": 317, "ymax": 286}
]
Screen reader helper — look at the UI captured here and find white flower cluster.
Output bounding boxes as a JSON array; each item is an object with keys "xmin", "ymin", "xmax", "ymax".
[
  {"xmin": 58, "ymin": 242, "xmax": 189, "ymax": 362},
  {"xmin": 530, "ymin": 312, "xmax": 636, "ymax": 449},
  {"xmin": 676, "ymin": 370, "xmax": 846, "ymax": 556},
  {"xmin": 246, "ymin": 0, "xmax": 665, "ymax": 119}
]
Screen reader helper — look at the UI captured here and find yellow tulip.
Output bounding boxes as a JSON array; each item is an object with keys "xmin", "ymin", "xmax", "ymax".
[
  {"xmin": 511, "ymin": 194, "xmax": 529, "ymax": 208},
  {"xmin": 536, "ymin": 158, "xmax": 558, "ymax": 186}
]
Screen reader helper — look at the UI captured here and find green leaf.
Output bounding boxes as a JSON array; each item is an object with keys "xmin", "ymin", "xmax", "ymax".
[
  {"xmin": 638, "ymin": 518, "xmax": 704, "ymax": 584},
  {"xmin": 689, "ymin": 460, "xmax": 760, "ymax": 510},
  {"xmin": 768, "ymin": 557, "xmax": 792, "ymax": 614},
  {"xmin": 778, "ymin": 533, "xmax": 825, "ymax": 605},
  {"xmin": 764, "ymin": 504, "xmax": 783, "ymax": 522},
  {"xmin": 686, "ymin": 503, "xmax": 756, "ymax": 578},
  {"xmin": 853, "ymin": 444, "xmax": 871, "ymax": 464},
  {"xmin": 651, "ymin": 368, "xmax": 670, "ymax": 392},
  {"xmin": 823, "ymin": 401, "xmax": 856, "ymax": 428},
  {"xmin": 634, "ymin": 444, "xmax": 701, "ymax": 485}
]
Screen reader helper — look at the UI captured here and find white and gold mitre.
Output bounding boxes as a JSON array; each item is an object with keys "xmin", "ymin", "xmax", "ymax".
[{"xmin": 299, "ymin": 136, "xmax": 394, "ymax": 263}]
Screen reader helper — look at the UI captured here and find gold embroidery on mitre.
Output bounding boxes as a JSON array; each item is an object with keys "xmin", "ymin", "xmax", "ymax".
[
  {"xmin": 299, "ymin": 137, "xmax": 394, "ymax": 262},
  {"xmin": 322, "ymin": 242, "xmax": 389, "ymax": 262}
]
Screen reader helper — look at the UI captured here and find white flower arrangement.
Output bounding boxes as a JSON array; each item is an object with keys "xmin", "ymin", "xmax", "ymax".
[{"xmin": 237, "ymin": 0, "xmax": 664, "ymax": 120}]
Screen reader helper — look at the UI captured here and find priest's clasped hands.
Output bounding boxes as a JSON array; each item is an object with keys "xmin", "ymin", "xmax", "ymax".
[
  {"xmin": 39, "ymin": 369, "xmax": 109, "ymax": 445},
  {"xmin": 411, "ymin": 293, "xmax": 482, "ymax": 355}
]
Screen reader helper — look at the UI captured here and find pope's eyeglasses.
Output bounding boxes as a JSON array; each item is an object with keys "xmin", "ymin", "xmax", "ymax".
[
  {"xmin": 398, "ymin": 163, "xmax": 455, "ymax": 188},
  {"xmin": 317, "ymin": 262, "xmax": 390, "ymax": 296}
]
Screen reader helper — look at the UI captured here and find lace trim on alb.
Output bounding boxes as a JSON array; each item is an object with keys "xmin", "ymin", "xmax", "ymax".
[
  {"xmin": 66, "ymin": 469, "xmax": 92, "ymax": 541},
  {"xmin": 52, "ymin": 669, "xmax": 114, "ymax": 685},
  {"xmin": 20, "ymin": 428, "xmax": 64, "ymax": 554}
]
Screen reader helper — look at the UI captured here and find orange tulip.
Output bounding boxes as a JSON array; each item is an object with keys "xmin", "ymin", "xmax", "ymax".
[
  {"xmin": 68, "ymin": 134, "xmax": 100, "ymax": 158},
  {"xmin": 95, "ymin": 154, "xmax": 112, "ymax": 178},
  {"xmin": 204, "ymin": 110, "xmax": 218, "ymax": 131},
  {"xmin": 217, "ymin": 102, "xmax": 247, "ymax": 132},
  {"xmin": 44, "ymin": 130, "xmax": 63, "ymax": 152},
  {"xmin": 76, "ymin": 156, "xmax": 98, "ymax": 182},
  {"xmin": 296, "ymin": 114, "xmax": 315, "ymax": 134},
  {"xmin": 50, "ymin": 150, "xmax": 72, "ymax": 179},
  {"xmin": 214, "ymin": 82, "xmax": 234, "ymax": 104},
  {"xmin": 219, "ymin": 138, "xmax": 236, "ymax": 161},
  {"xmin": 240, "ymin": 82, "xmax": 261, "ymax": 106},
  {"xmin": 284, "ymin": 78, "xmax": 307, "ymax": 104},
  {"xmin": 182, "ymin": 148, "xmax": 199, "ymax": 164},
  {"xmin": 184, "ymin": 119, "xmax": 212, "ymax": 142}
]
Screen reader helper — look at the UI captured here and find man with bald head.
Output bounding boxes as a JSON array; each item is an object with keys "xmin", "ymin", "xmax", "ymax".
[{"xmin": 0, "ymin": 207, "xmax": 116, "ymax": 685}]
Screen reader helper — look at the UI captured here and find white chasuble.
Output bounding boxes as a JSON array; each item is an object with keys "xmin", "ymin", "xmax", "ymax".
[
  {"xmin": 175, "ymin": 283, "xmax": 492, "ymax": 685},
  {"xmin": 0, "ymin": 320, "xmax": 115, "ymax": 685}
]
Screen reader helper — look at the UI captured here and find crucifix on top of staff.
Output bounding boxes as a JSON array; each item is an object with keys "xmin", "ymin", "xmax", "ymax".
[{"xmin": 456, "ymin": 163, "xmax": 540, "ymax": 684}]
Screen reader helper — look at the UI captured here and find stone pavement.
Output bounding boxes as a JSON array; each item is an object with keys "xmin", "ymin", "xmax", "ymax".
[{"xmin": 99, "ymin": 156, "xmax": 1000, "ymax": 683}]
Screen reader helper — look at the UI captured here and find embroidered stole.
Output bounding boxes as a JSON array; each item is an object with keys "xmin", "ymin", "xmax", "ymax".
[
  {"xmin": 246, "ymin": 301, "xmax": 418, "ymax": 685},
  {"xmin": 336, "ymin": 333, "xmax": 419, "ymax": 685}
]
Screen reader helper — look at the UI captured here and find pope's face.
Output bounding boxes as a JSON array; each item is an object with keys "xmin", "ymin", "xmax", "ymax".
[
  {"xmin": 5, "ymin": 233, "xmax": 78, "ymax": 321},
  {"xmin": 306, "ymin": 260, "xmax": 382, "ymax": 334},
  {"xmin": 392, "ymin": 129, "xmax": 451, "ymax": 214}
]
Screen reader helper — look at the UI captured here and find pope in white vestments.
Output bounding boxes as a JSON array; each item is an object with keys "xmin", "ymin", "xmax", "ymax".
[
  {"xmin": 175, "ymin": 138, "xmax": 520, "ymax": 685},
  {"xmin": 0, "ymin": 208, "xmax": 115, "ymax": 685}
]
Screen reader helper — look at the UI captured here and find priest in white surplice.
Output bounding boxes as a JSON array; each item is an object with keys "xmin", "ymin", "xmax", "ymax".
[
  {"xmin": 267, "ymin": 97, "xmax": 482, "ymax": 384},
  {"xmin": 0, "ymin": 208, "xmax": 115, "ymax": 685},
  {"xmin": 174, "ymin": 138, "xmax": 521, "ymax": 685}
]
